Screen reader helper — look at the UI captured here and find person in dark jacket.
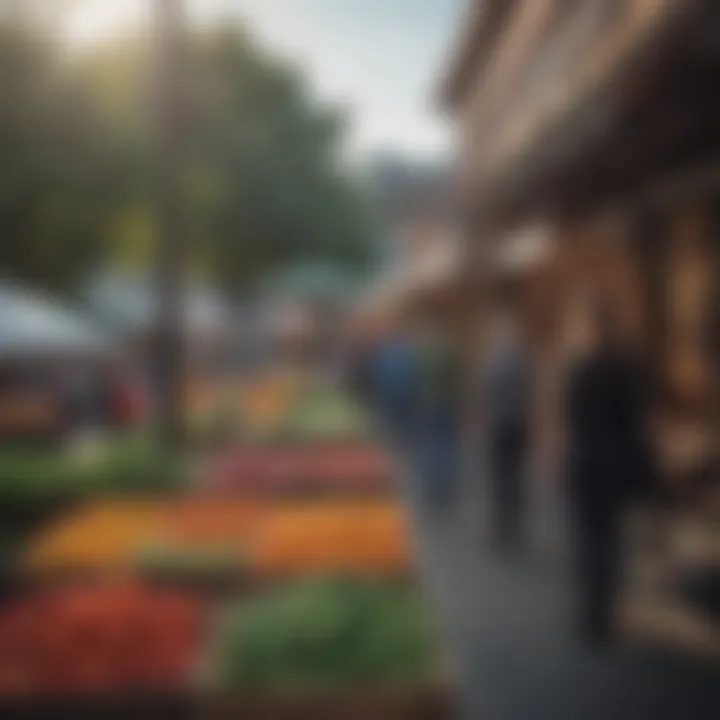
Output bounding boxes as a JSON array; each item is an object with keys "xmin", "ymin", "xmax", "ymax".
[{"xmin": 564, "ymin": 295, "xmax": 657, "ymax": 647}]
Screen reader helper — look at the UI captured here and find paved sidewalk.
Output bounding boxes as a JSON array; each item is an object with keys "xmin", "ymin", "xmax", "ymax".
[{"xmin": 400, "ymin": 472, "xmax": 720, "ymax": 720}]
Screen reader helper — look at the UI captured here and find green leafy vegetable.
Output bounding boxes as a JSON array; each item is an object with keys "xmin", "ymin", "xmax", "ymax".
[{"xmin": 213, "ymin": 576, "xmax": 437, "ymax": 691}]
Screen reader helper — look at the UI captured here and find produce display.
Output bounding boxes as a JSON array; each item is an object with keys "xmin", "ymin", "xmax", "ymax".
[
  {"xmin": 240, "ymin": 370, "xmax": 306, "ymax": 438},
  {"xmin": 239, "ymin": 371, "xmax": 371, "ymax": 444},
  {"xmin": 161, "ymin": 499, "xmax": 263, "ymax": 546},
  {"xmin": 199, "ymin": 444, "xmax": 391, "ymax": 497},
  {"xmin": 211, "ymin": 576, "xmax": 436, "ymax": 690},
  {"xmin": 24, "ymin": 500, "xmax": 409, "ymax": 578},
  {"xmin": 0, "ymin": 433, "xmax": 185, "ymax": 503},
  {"xmin": 0, "ymin": 451, "xmax": 94, "ymax": 499},
  {"xmin": 24, "ymin": 500, "xmax": 259, "ymax": 574},
  {"xmin": 0, "ymin": 585, "xmax": 200, "ymax": 695},
  {"xmin": 25, "ymin": 501, "xmax": 167, "ymax": 572},
  {"xmin": 136, "ymin": 542, "xmax": 244, "ymax": 587},
  {"xmin": 88, "ymin": 432, "xmax": 187, "ymax": 494},
  {"xmin": 266, "ymin": 383, "xmax": 371, "ymax": 443},
  {"xmin": 252, "ymin": 503, "xmax": 408, "ymax": 578},
  {"xmin": 3, "ymin": 367, "xmax": 442, "ymax": 710}
]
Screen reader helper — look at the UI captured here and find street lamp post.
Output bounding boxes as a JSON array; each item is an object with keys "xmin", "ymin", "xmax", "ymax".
[{"xmin": 153, "ymin": 0, "xmax": 187, "ymax": 447}]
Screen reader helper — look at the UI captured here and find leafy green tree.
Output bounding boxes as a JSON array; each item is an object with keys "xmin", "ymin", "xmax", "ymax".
[
  {"xmin": 185, "ymin": 26, "xmax": 373, "ymax": 293},
  {"xmin": 0, "ymin": 17, "xmax": 123, "ymax": 294},
  {"xmin": 0, "ymin": 17, "xmax": 374, "ymax": 297}
]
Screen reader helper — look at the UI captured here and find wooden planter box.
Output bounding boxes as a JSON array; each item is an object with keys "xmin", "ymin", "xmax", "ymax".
[
  {"xmin": 0, "ymin": 685, "xmax": 453, "ymax": 720},
  {"xmin": 202, "ymin": 685, "xmax": 453, "ymax": 720},
  {"xmin": 0, "ymin": 691, "xmax": 196, "ymax": 720}
]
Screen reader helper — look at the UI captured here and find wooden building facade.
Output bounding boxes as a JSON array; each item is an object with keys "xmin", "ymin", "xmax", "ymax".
[{"xmin": 441, "ymin": 0, "xmax": 720, "ymax": 488}]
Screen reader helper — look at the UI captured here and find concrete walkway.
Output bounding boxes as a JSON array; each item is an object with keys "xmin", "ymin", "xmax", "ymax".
[{"xmin": 400, "ymin": 471, "xmax": 720, "ymax": 720}]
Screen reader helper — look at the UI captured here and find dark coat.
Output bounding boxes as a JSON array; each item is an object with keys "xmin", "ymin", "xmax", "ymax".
[{"xmin": 565, "ymin": 348, "xmax": 657, "ymax": 512}]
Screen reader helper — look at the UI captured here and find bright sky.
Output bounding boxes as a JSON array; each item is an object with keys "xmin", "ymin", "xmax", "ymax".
[{"xmin": 64, "ymin": 0, "xmax": 465, "ymax": 160}]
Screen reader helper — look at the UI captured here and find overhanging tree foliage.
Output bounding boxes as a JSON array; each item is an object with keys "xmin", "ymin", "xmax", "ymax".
[
  {"xmin": 0, "ymin": 16, "xmax": 374, "ymax": 296},
  {"xmin": 187, "ymin": 25, "xmax": 373, "ymax": 293},
  {"xmin": 0, "ymin": 19, "xmax": 122, "ymax": 294}
]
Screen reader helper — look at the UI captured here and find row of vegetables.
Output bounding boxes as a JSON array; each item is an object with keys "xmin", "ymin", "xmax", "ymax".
[
  {"xmin": 0, "ymin": 374, "xmax": 446, "ymax": 709},
  {"xmin": 25, "ymin": 500, "xmax": 409, "ymax": 580},
  {"xmin": 0, "ymin": 433, "xmax": 185, "ymax": 502},
  {"xmin": 199, "ymin": 444, "xmax": 391, "ymax": 496},
  {"xmin": 0, "ymin": 375, "xmax": 383, "ymax": 507},
  {"xmin": 193, "ymin": 370, "xmax": 372, "ymax": 447},
  {"xmin": 0, "ymin": 576, "xmax": 437, "ymax": 696},
  {"xmin": 0, "ymin": 441, "xmax": 390, "ymax": 510}
]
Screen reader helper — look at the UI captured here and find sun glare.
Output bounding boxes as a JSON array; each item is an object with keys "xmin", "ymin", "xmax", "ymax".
[{"xmin": 64, "ymin": 0, "xmax": 147, "ymax": 45}]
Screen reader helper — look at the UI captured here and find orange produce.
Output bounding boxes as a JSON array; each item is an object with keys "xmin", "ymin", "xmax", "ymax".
[
  {"xmin": 161, "ymin": 499, "xmax": 263, "ymax": 545},
  {"xmin": 23, "ymin": 498, "xmax": 409, "ymax": 580},
  {"xmin": 25, "ymin": 501, "xmax": 167, "ymax": 572},
  {"xmin": 251, "ymin": 502, "xmax": 409, "ymax": 577}
]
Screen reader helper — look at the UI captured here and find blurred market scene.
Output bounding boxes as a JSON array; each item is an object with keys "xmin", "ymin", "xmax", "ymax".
[{"xmin": 0, "ymin": 1, "xmax": 719, "ymax": 719}]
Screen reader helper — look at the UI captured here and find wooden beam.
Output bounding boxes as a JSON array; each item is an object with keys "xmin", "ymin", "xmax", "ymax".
[
  {"xmin": 466, "ymin": 0, "xmax": 690, "ymax": 219},
  {"xmin": 439, "ymin": 0, "xmax": 515, "ymax": 110}
]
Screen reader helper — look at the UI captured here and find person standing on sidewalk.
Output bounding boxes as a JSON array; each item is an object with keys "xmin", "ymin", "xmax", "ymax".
[
  {"xmin": 482, "ymin": 307, "xmax": 532, "ymax": 553},
  {"xmin": 564, "ymin": 294, "xmax": 658, "ymax": 647}
]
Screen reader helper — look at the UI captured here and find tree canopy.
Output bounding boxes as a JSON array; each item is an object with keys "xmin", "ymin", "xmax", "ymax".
[{"xmin": 0, "ymin": 14, "xmax": 374, "ymax": 297}]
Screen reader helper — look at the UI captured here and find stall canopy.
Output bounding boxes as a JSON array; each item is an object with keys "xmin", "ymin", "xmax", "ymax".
[
  {"xmin": 261, "ymin": 263, "xmax": 362, "ymax": 305},
  {"xmin": 0, "ymin": 281, "xmax": 111, "ymax": 359},
  {"xmin": 86, "ymin": 271, "xmax": 229, "ymax": 339}
]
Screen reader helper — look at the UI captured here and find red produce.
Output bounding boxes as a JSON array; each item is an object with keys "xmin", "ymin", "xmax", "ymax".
[
  {"xmin": 198, "ymin": 444, "xmax": 392, "ymax": 497},
  {"xmin": 0, "ymin": 585, "xmax": 201, "ymax": 696}
]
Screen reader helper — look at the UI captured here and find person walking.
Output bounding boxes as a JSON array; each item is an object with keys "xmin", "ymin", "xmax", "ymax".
[
  {"xmin": 563, "ymin": 295, "xmax": 657, "ymax": 647},
  {"xmin": 367, "ymin": 314, "xmax": 418, "ymax": 458},
  {"xmin": 482, "ymin": 310, "xmax": 532, "ymax": 553},
  {"xmin": 414, "ymin": 319, "xmax": 463, "ymax": 514}
]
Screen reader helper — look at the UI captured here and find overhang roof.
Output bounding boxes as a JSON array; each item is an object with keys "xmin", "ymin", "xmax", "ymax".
[{"xmin": 437, "ymin": 0, "xmax": 512, "ymax": 111}]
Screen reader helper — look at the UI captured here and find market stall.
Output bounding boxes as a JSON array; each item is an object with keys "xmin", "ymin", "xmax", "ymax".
[{"xmin": 0, "ymin": 370, "xmax": 452, "ymax": 717}]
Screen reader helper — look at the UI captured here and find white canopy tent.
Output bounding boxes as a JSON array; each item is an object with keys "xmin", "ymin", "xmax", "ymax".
[{"xmin": 0, "ymin": 281, "xmax": 112, "ymax": 360}]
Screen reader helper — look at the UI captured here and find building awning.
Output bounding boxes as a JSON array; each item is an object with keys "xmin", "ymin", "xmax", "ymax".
[
  {"xmin": 453, "ymin": 0, "xmax": 687, "ymax": 216},
  {"xmin": 405, "ymin": 232, "xmax": 463, "ymax": 291}
]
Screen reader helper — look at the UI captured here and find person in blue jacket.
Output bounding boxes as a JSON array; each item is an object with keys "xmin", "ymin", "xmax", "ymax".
[
  {"xmin": 414, "ymin": 318, "xmax": 463, "ymax": 513},
  {"xmin": 368, "ymin": 315, "xmax": 418, "ymax": 457}
]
